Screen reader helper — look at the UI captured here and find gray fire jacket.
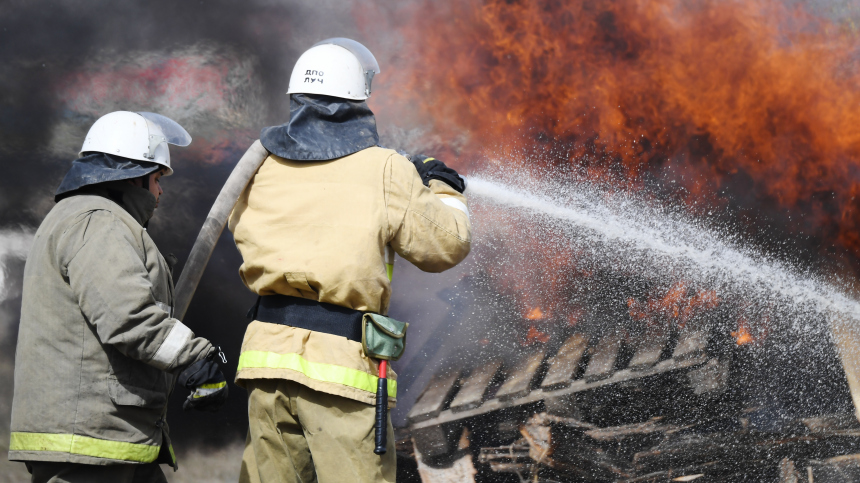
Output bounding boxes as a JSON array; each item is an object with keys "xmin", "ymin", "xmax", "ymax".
[{"xmin": 9, "ymin": 183, "xmax": 212, "ymax": 467}]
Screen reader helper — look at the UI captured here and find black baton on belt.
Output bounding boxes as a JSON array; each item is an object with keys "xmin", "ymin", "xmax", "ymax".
[{"xmin": 374, "ymin": 359, "xmax": 388, "ymax": 455}]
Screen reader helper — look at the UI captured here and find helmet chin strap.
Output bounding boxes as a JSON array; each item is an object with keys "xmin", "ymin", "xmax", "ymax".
[{"xmin": 140, "ymin": 172, "xmax": 155, "ymax": 230}]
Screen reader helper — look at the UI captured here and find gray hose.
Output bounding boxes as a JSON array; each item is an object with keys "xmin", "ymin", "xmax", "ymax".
[{"xmin": 174, "ymin": 140, "xmax": 269, "ymax": 320}]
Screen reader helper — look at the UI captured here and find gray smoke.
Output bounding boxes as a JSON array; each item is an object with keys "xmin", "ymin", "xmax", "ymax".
[
  {"xmin": 0, "ymin": 229, "xmax": 32, "ymax": 304},
  {"xmin": 0, "ymin": 0, "xmax": 450, "ymax": 443},
  {"xmin": 0, "ymin": 228, "xmax": 33, "ymax": 355}
]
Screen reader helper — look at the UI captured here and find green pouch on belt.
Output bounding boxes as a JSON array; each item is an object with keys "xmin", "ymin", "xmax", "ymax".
[{"xmin": 362, "ymin": 313, "xmax": 409, "ymax": 361}]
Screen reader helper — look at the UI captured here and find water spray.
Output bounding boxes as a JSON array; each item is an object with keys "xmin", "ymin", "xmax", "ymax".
[{"xmin": 466, "ymin": 175, "xmax": 860, "ymax": 420}]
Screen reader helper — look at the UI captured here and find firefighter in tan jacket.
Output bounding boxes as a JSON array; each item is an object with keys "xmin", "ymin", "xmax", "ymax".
[{"xmin": 229, "ymin": 38, "xmax": 471, "ymax": 482}]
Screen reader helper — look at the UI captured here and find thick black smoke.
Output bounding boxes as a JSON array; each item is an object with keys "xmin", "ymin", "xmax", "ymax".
[{"xmin": 0, "ymin": 0, "xmax": 451, "ymax": 448}]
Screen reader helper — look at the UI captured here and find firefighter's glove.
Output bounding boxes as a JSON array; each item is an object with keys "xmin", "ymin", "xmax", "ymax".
[
  {"xmin": 408, "ymin": 154, "xmax": 466, "ymax": 193},
  {"xmin": 177, "ymin": 348, "xmax": 228, "ymax": 412}
]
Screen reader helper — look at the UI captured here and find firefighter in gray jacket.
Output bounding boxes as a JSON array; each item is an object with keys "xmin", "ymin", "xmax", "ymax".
[{"xmin": 9, "ymin": 111, "xmax": 228, "ymax": 483}]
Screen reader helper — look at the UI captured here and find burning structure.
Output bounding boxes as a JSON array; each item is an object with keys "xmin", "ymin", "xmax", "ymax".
[
  {"xmin": 401, "ymin": 266, "xmax": 860, "ymax": 482},
  {"xmin": 392, "ymin": 165, "xmax": 860, "ymax": 483},
  {"xmin": 385, "ymin": 1, "xmax": 860, "ymax": 481}
]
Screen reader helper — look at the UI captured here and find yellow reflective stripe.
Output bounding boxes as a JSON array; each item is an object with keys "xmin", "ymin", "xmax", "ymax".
[
  {"xmin": 192, "ymin": 380, "xmax": 227, "ymax": 398},
  {"xmin": 422, "ymin": 157, "xmax": 436, "ymax": 163},
  {"xmin": 238, "ymin": 350, "xmax": 397, "ymax": 397},
  {"xmin": 385, "ymin": 245, "xmax": 395, "ymax": 282},
  {"xmin": 168, "ymin": 444, "xmax": 176, "ymax": 466},
  {"xmin": 198, "ymin": 382, "xmax": 226, "ymax": 390},
  {"xmin": 10, "ymin": 432, "xmax": 159, "ymax": 463}
]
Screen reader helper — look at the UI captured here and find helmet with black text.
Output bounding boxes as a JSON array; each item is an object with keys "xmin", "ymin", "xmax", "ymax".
[{"xmin": 287, "ymin": 38, "xmax": 381, "ymax": 100}]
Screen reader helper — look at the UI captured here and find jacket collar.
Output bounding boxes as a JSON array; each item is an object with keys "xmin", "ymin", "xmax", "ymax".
[{"xmin": 85, "ymin": 182, "xmax": 157, "ymax": 227}]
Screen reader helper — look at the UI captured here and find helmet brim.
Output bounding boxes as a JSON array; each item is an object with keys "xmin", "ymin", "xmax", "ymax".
[
  {"xmin": 312, "ymin": 37, "xmax": 380, "ymax": 75},
  {"xmin": 137, "ymin": 112, "xmax": 192, "ymax": 147}
]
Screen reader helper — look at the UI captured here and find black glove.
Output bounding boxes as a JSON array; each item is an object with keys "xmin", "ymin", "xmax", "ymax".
[
  {"xmin": 177, "ymin": 347, "xmax": 228, "ymax": 412},
  {"xmin": 406, "ymin": 154, "xmax": 466, "ymax": 193}
]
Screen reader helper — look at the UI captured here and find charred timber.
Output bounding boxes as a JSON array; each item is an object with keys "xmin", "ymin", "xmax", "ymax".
[{"xmin": 405, "ymin": 323, "xmax": 860, "ymax": 482}]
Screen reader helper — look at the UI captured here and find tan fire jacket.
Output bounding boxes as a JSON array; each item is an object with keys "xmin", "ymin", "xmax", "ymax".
[
  {"xmin": 229, "ymin": 146, "xmax": 471, "ymax": 405},
  {"xmin": 9, "ymin": 185, "xmax": 212, "ymax": 467}
]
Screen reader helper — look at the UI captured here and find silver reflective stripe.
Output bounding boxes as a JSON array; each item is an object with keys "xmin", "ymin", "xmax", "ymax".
[
  {"xmin": 155, "ymin": 302, "xmax": 174, "ymax": 318},
  {"xmin": 440, "ymin": 197, "xmax": 469, "ymax": 216},
  {"xmin": 194, "ymin": 387, "xmax": 221, "ymax": 397},
  {"xmin": 150, "ymin": 322, "xmax": 192, "ymax": 370}
]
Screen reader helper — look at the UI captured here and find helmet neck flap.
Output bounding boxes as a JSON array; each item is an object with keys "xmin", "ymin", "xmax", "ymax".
[
  {"xmin": 55, "ymin": 152, "xmax": 161, "ymax": 200},
  {"xmin": 260, "ymin": 93, "xmax": 379, "ymax": 161}
]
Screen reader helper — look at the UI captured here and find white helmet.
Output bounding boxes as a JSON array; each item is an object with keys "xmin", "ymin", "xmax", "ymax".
[
  {"xmin": 287, "ymin": 38, "xmax": 381, "ymax": 100},
  {"xmin": 79, "ymin": 111, "xmax": 192, "ymax": 176}
]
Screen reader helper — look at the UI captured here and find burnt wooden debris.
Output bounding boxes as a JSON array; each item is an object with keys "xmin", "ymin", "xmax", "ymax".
[
  {"xmin": 404, "ymin": 327, "xmax": 860, "ymax": 482},
  {"xmin": 541, "ymin": 333, "xmax": 588, "ymax": 388},
  {"xmin": 496, "ymin": 350, "xmax": 545, "ymax": 400},
  {"xmin": 628, "ymin": 328, "xmax": 669, "ymax": 371},
  {"xmin": 407, "ymin": 369, "xmax": 462, "ymax": 423},
  {"xmin": 449, "ymin": 359, "xmax": 503, "ymax": 412},
  {"xmin": 583, "ymin": 333, "xmax": 624, "ymax": 382}
]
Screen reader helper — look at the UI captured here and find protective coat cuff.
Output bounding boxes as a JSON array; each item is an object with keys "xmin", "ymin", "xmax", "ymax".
[
  {"xmin": 149, "ymin": 321, "xmax": 193, "ymax": 370},
  {"xmin": 440, "ymin": 197, "xmax": 469, "ymax": 217}
]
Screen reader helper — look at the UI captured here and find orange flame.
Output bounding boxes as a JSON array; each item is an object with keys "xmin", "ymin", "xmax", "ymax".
[
  {"xmin": 365, "ymin": 0, "xmax": 860, "ymax": 344},
  {"xmin": 525, "ymin": 325, "xmax": 551, "ymax": 345},
  {"xmin": 567, "ymin": 307, "xmax": 584, "ymax": 327},
  {"xmin": 388, "ymin": 0, "xmax": 860, "ymax": 262},
  {"xmin": 525, "ymin": 307, "xmax": 545, "ymax": 320},
  {"xmin": 628, "ymin": 282, "xmax": 720, "ymax": 328},
  {"xmin": 732, "ymin": 320, "xmax": 755, "ymax": 345}
]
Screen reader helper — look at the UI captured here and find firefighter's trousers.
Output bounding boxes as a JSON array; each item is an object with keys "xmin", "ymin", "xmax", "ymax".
[
  {"xmin": 240, "ymin": 379, "xmax": 396, "ymax": 483},
  {"xmin": 26, "ymin": 462, "xmax": 166, "ymax": 483}
]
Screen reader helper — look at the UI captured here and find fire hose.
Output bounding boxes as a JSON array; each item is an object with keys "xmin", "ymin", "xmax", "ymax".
[
  {"xmin": 174, "ymin": 139, "xmax": 393, "ymax": 452},
  {"xmin": 173, "ymin": 140, "xmax": 269, "ymax": 320}
]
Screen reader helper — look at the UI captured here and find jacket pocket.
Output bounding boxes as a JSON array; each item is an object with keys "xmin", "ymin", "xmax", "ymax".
[{"xmin": 108, "ymin": 376, "xmax": 168, "ymax": 408}]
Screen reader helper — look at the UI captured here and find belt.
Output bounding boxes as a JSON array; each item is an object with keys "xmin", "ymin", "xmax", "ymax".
[{"xmin": 249, "ymin": 295, "xmax": 363, "ymax": 342}]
